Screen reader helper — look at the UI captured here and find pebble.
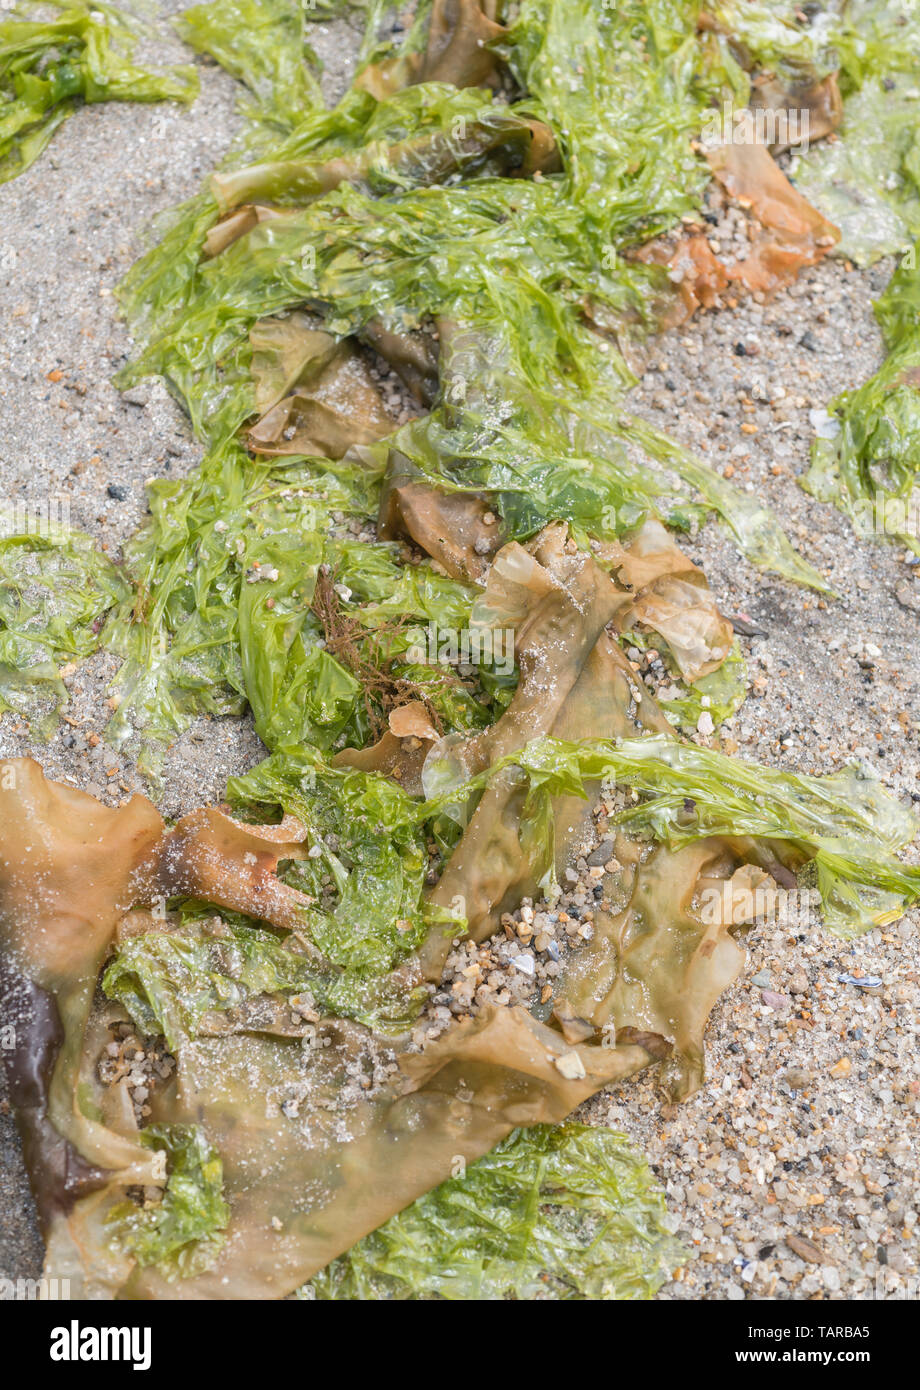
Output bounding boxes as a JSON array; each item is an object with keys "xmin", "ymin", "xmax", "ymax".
[
  {"xmin": 586, "ymin": 837, "xmax": 616, "ymax": 866},
  {"xmin": 894, "ymin": 581, "xmax": 920, "ymax": 612},
  {"xmin": 760, "ymin": 990, "xmax": 790, "ymax": 1011},
  {"xmin": 555, "ymin": 1052, "xmax": 587, "ymax": 1081}
]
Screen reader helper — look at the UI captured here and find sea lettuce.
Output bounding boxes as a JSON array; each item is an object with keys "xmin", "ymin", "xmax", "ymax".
[
  {"xmin": 790, "ymin": 75, "xmax": 920, "ymax": 266},
  {"xmin": 224, "ymin": 749, "xmax": 462, "ymax": 1024},
  {"xmin": 625, "ymin": 632, "xmax": 749, "ymax": 734},
  {"xmin": 175, "ymin": 0, "xmax": 322, "ymax": 134},
  {"xmin": 712, "ymin": 1, "xmax": 920, "ymax": 264},
  {"xmin": 308, "ymin": 1123, "xmax": 685, "ymax": 1301},
  {"xmin": 500, "ymin": 0, "xmax": 718, "ymax": 245},
  {"xmin": 102, "ymin": 909, "xmax": 317, "ymax": 1050},
  {"xmin": 106, "ymin": 1123, "xmax": 229, "ymax": 1279},
  {"xmin": 712, "ymin": 0, "xmax": 920, "ymax": 94},
  {"xmin": 113, "ymin": 0, "xmax": 824, "ymax": 605},
  {"xmin": 0, "ymin": 1, "xmax": 197, "ymax": 184},
  {"xmin": 499, "ymin": 733, "xmax": 920, "ymax": 936},
  {"xmin": 787, "ymin": 6, "xmax": 920, "ymax": 542},
  {"xmin": 0, "ymin": 522, "xmax": 129, "ymax": 734},
  {"xmin": 102, "ymin": 436, "xmax": 486, "ymax": 775},
  {"xmin": 6, "ymin": 0, "xmax": 920, "ymax": 1306},
  {"xmin": 805, "ymin": 247, "xmax": 920, "ymax": 551}
]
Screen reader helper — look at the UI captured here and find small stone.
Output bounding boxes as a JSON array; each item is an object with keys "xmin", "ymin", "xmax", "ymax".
[
  {"xmin": 786, "ymin": 1233, "xmax": 826, "ymax": 1264},
  {"xmin": 586, "ymin": 837, "xmax": 615, "ymax": 867},
  {"xmin": 761, "ymin": 990, "xmax": 789, "ymax": 1011},
  {"xmin": 107, "ymin": 483, "xmax": 128, "ymax": 501},
  {"xmin": 829, "ymin": 1057, "xmax": 852, "ymax": 1079},
  {"xmin": 895, "ymin": 581, "xmax": 920, "ymax": 613},
  {"xmin": 783, "ymin": 1067, "xmax": 812, "ymax": 1091},
  {"xmin": 555, "ymin": 1051, "xmax": 586, "ymax": 1080}
]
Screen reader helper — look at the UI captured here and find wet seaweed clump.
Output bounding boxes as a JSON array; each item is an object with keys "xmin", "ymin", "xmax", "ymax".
[{"xmin": 2, "ymin": 0, "xmax": 920, "ymax": 1301}]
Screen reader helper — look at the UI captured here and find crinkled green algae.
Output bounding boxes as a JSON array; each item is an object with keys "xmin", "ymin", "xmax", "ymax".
[
  {"xmin": 106, "ymin": 1123, "xmax": 229, "ymax": 1279},
  {"xmin": 0, "ymin": 521, "xmax": 128, "ymax": 735},
  {"xmin": 0, "ymin": 1, "xmax": 197, "ymax": 184},
  {"xmin": 306, "ymin": 1124, "xmax": 685, "ymax": 1301},
  {"xmin": 804, "ymin": 246, "xmax": 920, "ymax": 550}
]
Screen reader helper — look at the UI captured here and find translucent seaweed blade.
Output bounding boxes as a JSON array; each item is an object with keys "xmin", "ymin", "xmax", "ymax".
[
  {"xmin": 307, "ymin": 1124, "xmax": 685, "ymax": 1301},
  {"xmin": 498, "ymin": 733, "xmax": 920, "ymax": 937}
]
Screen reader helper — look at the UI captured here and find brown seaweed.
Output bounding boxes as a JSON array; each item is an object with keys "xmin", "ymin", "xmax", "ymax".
[{"xmin": 246, "ymin": 317, "xmax": 393, "ymax": 458}]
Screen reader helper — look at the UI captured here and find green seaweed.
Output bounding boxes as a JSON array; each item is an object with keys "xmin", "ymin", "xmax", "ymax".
[
  {"xmin": 224, "ymin": 749, "xmax": 463, "ymax": 1023},
  {"xmin": 175, "ymin": 0, "xmax": 322, "ymax": 135},
  {"xmin": 101, "ymin": 436, "xmax": 487, "ymax": 777},
  {"xmin": 712, "ymin": 1, "xmax": 920, "ymax": 264},
  {"xmin": 112, "ymin": 0, "xmax": 823, "ymax": 599},
  {"xmin": 0, "ymin": 521, "xmax": 128, "ymax": 735},
  {"xmin": 790, "ymin": 3, "xmax": 920, "ymax": 545},
  {"xmin": 103, "ymin": 908, "xmax": 317, "ymax": 1050},
  {"xmin": 106, "ymin": 1123, "xmax": 229, "ymax": 1279},
  {"xmin": 497, "ymin": 733, "xmax": 920, "ymax": 937},
  {"xmin": 790, "ymin": 75, "xmax": 920, "ymax": 266},
  {"xmin": 307, "ymin": 1123, "xmax": 685, "ymax": 1301},
  {"xmin": 713, "ymin": 0, "xmax": 920, "ymax": 94},
  {"xmin": 804, "ymin": 247, "xmax": 920, "ymax": 551},
  {"xmin": 8, "ymin": 0, "xmax": 920, "ymax": 1302},
  {"xmin": 0, "ymin": 1, "xmax": 197, "ymax": 184},
  {"xmin": 625, "ymin": 633, "xmax": 749, "ymax": 734}
]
